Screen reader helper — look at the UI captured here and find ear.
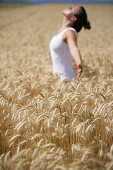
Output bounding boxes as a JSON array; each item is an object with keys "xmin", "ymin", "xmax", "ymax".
[
  {"xmin": 71, "ymin": 16, "xmax": 77, "ymax": 22},
  {"xmin": 73, "ymin": 16, "xmax": 77, "ymax": 21}
]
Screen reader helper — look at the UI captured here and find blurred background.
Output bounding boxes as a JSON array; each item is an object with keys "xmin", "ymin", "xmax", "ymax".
[{"xmin": 0, "ymin": 0, "xmax": 113, "ymax": 4}]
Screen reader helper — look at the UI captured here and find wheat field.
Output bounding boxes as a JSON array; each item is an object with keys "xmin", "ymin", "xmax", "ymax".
[{"xmin": 0, "ymin": 4, "xmax": 113, "ymax": 170}]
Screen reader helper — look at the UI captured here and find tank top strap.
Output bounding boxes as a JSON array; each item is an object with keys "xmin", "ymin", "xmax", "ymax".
[{"xmin": 61, "ymin": 27, "xmax": 77, "ymax": 38}]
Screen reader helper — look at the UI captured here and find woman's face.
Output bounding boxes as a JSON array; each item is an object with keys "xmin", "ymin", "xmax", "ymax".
[{"xmin": 62, "ymin": 6, "xmax": 80, "ymax": 17}]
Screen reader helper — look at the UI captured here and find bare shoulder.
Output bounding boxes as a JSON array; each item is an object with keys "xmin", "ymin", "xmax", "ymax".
[{"xmin": 63, "ymin": 29, "xmax": 77, "ymax": 43}]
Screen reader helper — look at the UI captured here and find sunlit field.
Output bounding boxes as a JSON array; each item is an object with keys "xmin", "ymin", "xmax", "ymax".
[{"xmin": 0, "ymin": 4, "xmax": 113, "ymax": 170}]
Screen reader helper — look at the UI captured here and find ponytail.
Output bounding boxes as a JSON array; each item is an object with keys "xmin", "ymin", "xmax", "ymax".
[
  {"xmin": 72, "ymin": 6, "xmax": 91, "ymax": 32},
  {"xmin": 83, "ymin": 20, "xmax": 91, "ymax": 29}
]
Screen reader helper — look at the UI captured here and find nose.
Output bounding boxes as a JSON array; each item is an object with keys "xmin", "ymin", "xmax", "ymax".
[{"xmin": 68, "ymin": 7, "xmax": 72, "ymax": 9}]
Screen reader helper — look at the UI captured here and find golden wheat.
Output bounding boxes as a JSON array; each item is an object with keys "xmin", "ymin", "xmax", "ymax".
[{"xmin": 0, "ymin": 4, "xmax": 113, "ymax": 170}]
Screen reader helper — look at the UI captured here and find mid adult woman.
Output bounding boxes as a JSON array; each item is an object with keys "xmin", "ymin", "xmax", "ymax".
[{"xmin": 49, "ymin": 6, "xmax": 91, "ymax": 81}]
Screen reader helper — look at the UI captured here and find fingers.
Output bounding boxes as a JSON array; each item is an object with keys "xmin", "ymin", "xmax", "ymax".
[
  {"xmin": 77, "ymin": 64, "xmax": 83, "ymax": 79},
  {"xmin": 77, "ymin": 72, "xmax": 82, "ymax": 79}
]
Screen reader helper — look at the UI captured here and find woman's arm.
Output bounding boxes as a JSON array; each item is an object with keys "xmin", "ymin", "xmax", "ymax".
[{"xmin": 65, "ymin": 30, "xmax": 82, "ymax": 78}]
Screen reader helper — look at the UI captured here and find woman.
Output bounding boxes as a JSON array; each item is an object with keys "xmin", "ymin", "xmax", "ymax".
[{"xmin": 49, "ymin": 6, "xmax": 91, "ymax": 81}]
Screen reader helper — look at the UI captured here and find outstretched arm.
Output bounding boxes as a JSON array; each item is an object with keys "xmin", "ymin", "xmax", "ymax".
[{"xmin": 65, "ymin": 30, "xmax": 82, "ymax": 78}]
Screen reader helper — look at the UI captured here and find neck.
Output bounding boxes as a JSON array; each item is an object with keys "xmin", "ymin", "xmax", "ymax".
[{"xmin": 62, "ymin": 17, "xmax": 72, "ymax": 28}]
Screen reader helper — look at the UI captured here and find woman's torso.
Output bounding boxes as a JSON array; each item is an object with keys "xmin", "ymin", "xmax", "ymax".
[{"xmin": 49, "ymin": 27, "xmax": 77, "ymax": 80}]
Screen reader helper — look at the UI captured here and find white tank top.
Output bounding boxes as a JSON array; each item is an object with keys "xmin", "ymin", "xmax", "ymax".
[{"xmin": 49, "ymin": 27, "xmax": 77, "ymax": 80}]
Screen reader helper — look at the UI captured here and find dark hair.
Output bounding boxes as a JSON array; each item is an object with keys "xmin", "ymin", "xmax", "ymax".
[{"xmin": 72, "ymin": 6, "xmax": 91, "ymax": 32}]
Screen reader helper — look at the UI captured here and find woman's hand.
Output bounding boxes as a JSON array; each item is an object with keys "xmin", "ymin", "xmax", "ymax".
[{"xmin": 77, "ymin": 64, "xmax": 83, "ymax": 79}]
